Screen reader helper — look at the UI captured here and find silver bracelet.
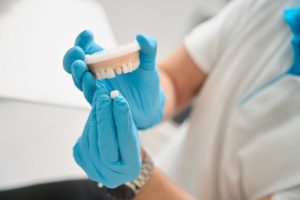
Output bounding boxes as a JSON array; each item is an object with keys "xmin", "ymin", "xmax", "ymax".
[
  {"xmin": 125, "ymin": 151, "xmax": 154, "ymax": 195},
  {"xmin": 98, "ymin": 150, "xmax": 154, "ymax": 200}
]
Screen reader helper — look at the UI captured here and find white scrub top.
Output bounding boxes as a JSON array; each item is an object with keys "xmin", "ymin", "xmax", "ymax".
[{"xmin": 156, "ymin": 0, "xmax": 300, "ymax": 200}]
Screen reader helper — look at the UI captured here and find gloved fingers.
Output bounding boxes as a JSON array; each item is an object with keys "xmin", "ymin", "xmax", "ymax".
[
  {"xmin": 75, "ymin": 30, "xmax": 103, "ymax": 54},
  {"xmin": 73, "ymin": 135, "xmax": 100, "ymax": 179},
  {"xmin": 112, "ymin": 94, "xmax": 141, "ymax": 166},
  {"xmin": 87, "ymin": 92, "xmax": 109, "ymax": 180},
  {"xmin": 73, "ymin": 142, "xmax": 84, "ymax": 169},
  {"xmin": 75, "ymin": 30, "xmax": 94, "ymax": 52},
  {"xmin": 63, "ymin": 46, "xmax": 85, "ymax": 73},
  {"xmin": 82, "ymin": 72, "xmax": 97, "ymax": 105},
  {"xmin": 136, "ymin": 34, "xmax": 157, "ymax": 71},
  {"xmin": 76, "ymin": 109, "xmax": 108, "ymax": 181},
  {"xmin": 71, "ymin": 60, "xmax": 89, "ymax": 91},
  {"xmin": 94, "ymin": 89, "xmax": 120, "ymax": 165},
  {"xmin": 96, "ymin": 81, "xmax": 112, "ymax": 93},
  {"xmin": 87, "ymin": 43, "xmax": 104, "ymax": 55}
]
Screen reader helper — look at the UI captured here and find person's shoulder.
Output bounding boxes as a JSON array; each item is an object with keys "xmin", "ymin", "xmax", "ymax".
[
  {"xmin": 229, "ymin": 0, "xmax": 293, "ymax": 10},
  {"xmin": 228, "ymin": 0, "xmax": 297, "ymax": 24},
  {"xmin": 233, "ymin": 0, "xmax": 297, "ymax": 10}
]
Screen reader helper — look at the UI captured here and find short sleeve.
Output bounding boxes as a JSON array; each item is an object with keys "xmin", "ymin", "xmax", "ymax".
[{"xmin": 184, "ymin": 0, "xmax": 254, "ymax": 74}]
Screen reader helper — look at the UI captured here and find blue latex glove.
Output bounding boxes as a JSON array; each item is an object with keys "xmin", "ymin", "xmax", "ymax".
[
  {"xmin": 73, "ymin": 87, "xmax": 142, "ymax": 188},
  {"xmin": 284, "ymin": 8, "xmax": 300, "ymax": 75},
  {"xmin": 63, "ymin": 30, "xmax": 165, "ymax": 130}
]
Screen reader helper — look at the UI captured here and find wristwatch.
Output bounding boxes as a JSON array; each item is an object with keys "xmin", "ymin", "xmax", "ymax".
[{"xmin": 98, "ymin": 150, "xmax": 154, "ymax": 200}]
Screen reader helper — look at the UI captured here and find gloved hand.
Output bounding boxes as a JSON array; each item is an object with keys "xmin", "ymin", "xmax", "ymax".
[
  {"xmin": 284, "ymin": 8, "xmax": 300, "ymax": 75},
  {"xmin": 63, "ymin": 30, "xmax": 165, "ymax": 130},
  {"xmin": 73, "ymin": 87, "xmax": 142, "ymax": 188}
]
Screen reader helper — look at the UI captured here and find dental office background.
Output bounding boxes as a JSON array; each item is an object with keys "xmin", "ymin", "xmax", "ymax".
[{"xmin": 0, "ymin": 0, "xmax": 229, "ymax": 190}]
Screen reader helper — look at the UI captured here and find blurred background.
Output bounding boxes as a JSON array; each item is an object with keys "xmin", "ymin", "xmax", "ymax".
[{"xmin": 0, "ymin": 0, "xmax": 229, "ymax": 190}]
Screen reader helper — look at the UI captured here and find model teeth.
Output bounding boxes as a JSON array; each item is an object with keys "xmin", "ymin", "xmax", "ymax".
[
  {"xmin": 100, "ymin": 69, "xmax": 106, "ymax": 79},
  {"xmin": 96, "ymin": 72, "xmax": 102, "ymax": 80},
  {"xmin": 133, "ymin": 60, "xmax": 139, "ymax": 70},
  {"xmin": 128, "ymin": 62, "xmax": 133, "ymax": 72},
  {"xmin": 93, "ymin": 59, "xmax": 140, "ymax": 79},
  {"xmin": 136, "ymin": 60, "xmax": 140, "ymax": 69},
  {"xmin": 133, "ymin": 61, "xmax": 138, "ymax": 70},
  {"xmin": 122, "ymin": 64, "xmax": 129, "ymax": 74},
  {"xmin": 115, "ymin": 67, "xmax": 122, "ymax": 75},
  {"xmin": 132, "ymin": 62, "xmax": 136, "ymax": 71},
  {"xmin": 106, "ymin": 68, "xmax": 115, "ymax": 79}
]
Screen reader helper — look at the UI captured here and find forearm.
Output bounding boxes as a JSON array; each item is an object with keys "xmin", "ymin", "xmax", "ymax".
[
  {"xmin": 158, "ymin": 45, "xmax": 207, "ymax": 120},
  {"xmin": 134, "ymin": 165, "xmax": 272, "ymax": 200},
  {"xmin": 159, "ymin": 68, "xmax": 178, "ymax": 120},
  {"xmin": 134, "ymin": 167, "xmax": 197, "ymax": 200}
]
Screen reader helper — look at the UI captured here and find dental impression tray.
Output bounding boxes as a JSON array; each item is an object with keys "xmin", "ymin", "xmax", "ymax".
[{"xmin": 85, "ymin": 41, "xmax": 141, "ymax": 80}]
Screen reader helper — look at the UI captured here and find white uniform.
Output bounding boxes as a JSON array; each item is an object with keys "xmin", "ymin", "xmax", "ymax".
[{"xmin": 156, "ymin": 0, "xmax": 300, "ymax": 200}]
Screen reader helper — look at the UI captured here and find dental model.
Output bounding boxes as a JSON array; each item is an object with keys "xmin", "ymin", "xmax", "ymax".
[{"xmin": 85, "ymin": 41, "xmax": 141, "ymax": 80}]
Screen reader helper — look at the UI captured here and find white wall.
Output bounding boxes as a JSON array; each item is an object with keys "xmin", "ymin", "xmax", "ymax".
[{"xmin": 97, "ymin": 0, "xmax": 229, "ymax": 60}]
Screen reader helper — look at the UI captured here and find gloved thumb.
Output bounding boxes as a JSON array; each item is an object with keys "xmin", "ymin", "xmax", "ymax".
[
  {"xmin": 112, "ymin": 92, "xmax": 141, "ymax": 167},
  {"xmin": 136, "ymin": 34, "xmax": 157, "ymax": 71},
  {"xmin": 136, "ymin": 34, "xmax": 157, "ymax": 55}
]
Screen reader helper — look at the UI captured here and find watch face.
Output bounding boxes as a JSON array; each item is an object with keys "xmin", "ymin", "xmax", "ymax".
[{"xmin": 103, "ymin": 184, "xmax": 135, "ymax": 200}]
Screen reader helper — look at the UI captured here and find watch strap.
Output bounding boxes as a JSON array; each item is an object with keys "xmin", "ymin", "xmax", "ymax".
[{"xmin": 98, "ymin": 150, "xmax": 154, "ymax": 200}]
